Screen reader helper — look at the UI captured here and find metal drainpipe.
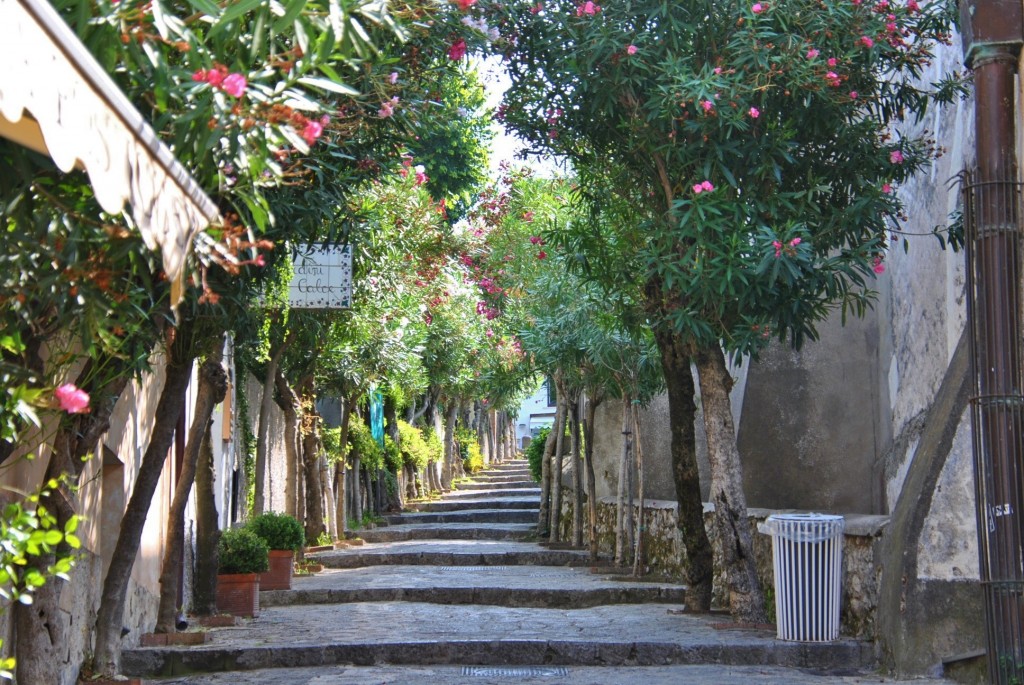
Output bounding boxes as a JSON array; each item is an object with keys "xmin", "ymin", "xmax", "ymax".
[{"xmin": 962, "ymin": 1, "xmax": 1024, "ymax": 681}]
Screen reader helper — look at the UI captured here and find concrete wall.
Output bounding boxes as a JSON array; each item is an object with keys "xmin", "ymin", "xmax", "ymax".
[{"xmin": 245, "ymin": 372, "xmax": 289, "ymax": 515}]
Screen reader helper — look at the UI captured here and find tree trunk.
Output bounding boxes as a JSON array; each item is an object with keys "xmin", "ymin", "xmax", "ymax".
[
  {"xmin": 302, "ymin": 420, "xmax": 326, "ymax": 542},
  {"xmin": 351, "ymin": 457, "xmax": 362, "ymax": 524},
  {"xmin": 655, "ymin": 327, "xmax": 714, "ymax": 612},
  {"xmin": 254, "ymin": 330, "xmax": 297, "ymax": 515},
  {"xmin": 384, "ymin": 394, "xmax": 403, "ymax": 511},
  {"xmin": 695, "ymin": 345, "xmax": 767, "ymax": 624},
  {"xmin": 549, "ymin": 381, "xmax": 567, "ymax": 544},
  {"xmin": 632, "ymin": 400, "xmax": 646, "ymax": 578},
  {"xmin": 536, "ymin": 400, "xmax": 561, "ymax": 535},
  {"xmin": 275, "ymin": 368, "xmax": 300, "ymax": 517},
  {"xmin": 569, "ymin": 393, "xmax": 583, "ymax": 548},
  {"xmin": 334, "ymin": 396, "xmax": 354, "ymax": 538},
  {"xmin": 156, "ymin": 342, "xmax": 228, "ymax": 633},
  {"xmin": 91, "ymin": 354, "xmax": 195, "ymax": 677},
  {"xmin": 441, "ymin": 399, "xmax": 458, "ymax": 490},
  {"xmin": 324, "ymin": 455, "xmax": 337, "ymax": 540},
  {"xmin": 583, "ymin": 393, "xmax": 601, "ymax": 561},
  {"xmin": 192, "ymin": 422, "xmax": 220, "ymax": 616}
]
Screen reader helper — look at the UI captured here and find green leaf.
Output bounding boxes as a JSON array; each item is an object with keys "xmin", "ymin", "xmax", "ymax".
[
  {"xmin": 273, "ymin": 0, "xmax": 309, "ymax": 32},
  {"xmin": 298, "ymin": 77, "xmax": 359, "ymax": 96},
  {"xmin": 212, "ymin": 0, "xmax": 266, "ymax": 34},
  {"xmin": 184, "ymin": 0, "xmax": 222, "ymax": 16}
]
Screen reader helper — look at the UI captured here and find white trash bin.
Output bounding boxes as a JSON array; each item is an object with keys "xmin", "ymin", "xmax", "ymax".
[{"xmin": 759, "ymin": 513, "xmax": 844, "ymax": 642}]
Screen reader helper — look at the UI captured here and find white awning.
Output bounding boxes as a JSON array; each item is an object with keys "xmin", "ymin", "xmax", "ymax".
[{"xmin": 0, "ymin": 0, "xmax": 218, "ymax": 289}]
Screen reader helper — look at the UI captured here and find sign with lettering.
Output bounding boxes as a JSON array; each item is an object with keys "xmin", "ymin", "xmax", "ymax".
[{"xmin": 288, "ymin": 244, "xmax": 352, "ymax": 309}]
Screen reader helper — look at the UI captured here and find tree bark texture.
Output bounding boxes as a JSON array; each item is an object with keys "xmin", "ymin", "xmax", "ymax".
[
  {"xmin": 632, "ymin": 401, "xmax": 646, "ymax": 577},
  {"xmin": 441, "ymin": 400, "xmax": 458, "ymax": 490},
  {"xmin": 536, "ymin": 400, "xmax": 562, "ymax": 535},
  {"xmin": 302, "ymin": 421, "xmax": 326, "ymax": 542},
  {"xmin": 655, "ymin": 327, "xmax": 714, "ymax": 612},
  {"xmin": 583, "ymin": 392, "xmax": 601, "ymax": 561},
  {"xmin": 334, "ymin": 396, "xmax": 354, "ymax": 537},
  {"xmin": 91, "ymin": 354, "xmax": 195, "ymax": 676},
  {"xmin": 192, "ymin": 423, "xmax": 220, "ymax": 616},
  {"xmin": 549, "ymin": 380, "xmax": 567, "ymax": 543},
  {"xmin": 254, "ymin": 331, "xmax": 296, "ymax": 515},
  {"xmin": 569, "ymin": 394, "xmax": 583, "ymax": 548},
  {"xmin": 274, "ymin": 368, "xmax": 300, "ymax": 517},
  {"xmin": 156, "ymin": 342, "xmax": 228, "ymax": 633},
  {"xmin": 695, "ymin": 345, "xmax": 767, "ymax": 624}
]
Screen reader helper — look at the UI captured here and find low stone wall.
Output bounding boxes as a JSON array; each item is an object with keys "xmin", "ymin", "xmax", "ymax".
[{"xmin": 556, "ymin": 493, "xmax": 886, "ymax": 640}]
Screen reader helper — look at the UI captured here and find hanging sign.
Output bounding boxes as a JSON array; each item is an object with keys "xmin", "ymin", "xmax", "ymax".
[{"xmin": 288, "ymin": 244, "xmax": 352, "ymax": 309}]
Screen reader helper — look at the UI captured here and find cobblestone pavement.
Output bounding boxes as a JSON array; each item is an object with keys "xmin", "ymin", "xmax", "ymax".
[{"xmin": 130, "ymin": 460, "xmax": 955, "ymax": 684}]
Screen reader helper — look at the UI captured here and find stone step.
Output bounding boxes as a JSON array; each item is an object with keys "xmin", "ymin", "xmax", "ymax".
[
  {"xmin": 445, "ymin": 486, "xmax": 542, "ymax": 499},
  {"xmin": 408, "ymin": 496, "xmax": 539, "ymax": 512},
  {"xmin": 262, "ymin": 565, "xmax": 682, "ymax": 610},
  {"xmin": 455, "ymin": 479, "xmax": 537, "ymax": 491},
  {"xmin": 467, "ymin": 473, "xmax": 534, "ymax": 483},
  {"xmin": 385, "ymin": 509, "xmax": 539, "ymax": 525},
  {"xmin": 122, "ymin": 603, "xmax": 875, "ymax": 678},
  {"xmin": 309, "ymin": 540, "xmax": 592, "ymax": 568},
  {"xmin": 357, "ymin": 522, "xmax": 535, "ymax": 543},
  {"xmin": 111, "ymin": 663, "xmax": 955, "ymax": 685}
]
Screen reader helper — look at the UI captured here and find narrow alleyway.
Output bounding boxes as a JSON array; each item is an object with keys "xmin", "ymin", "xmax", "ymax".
[{"xmin": 134, "ymin": 460, "xmax": 954, "ymax": 684}]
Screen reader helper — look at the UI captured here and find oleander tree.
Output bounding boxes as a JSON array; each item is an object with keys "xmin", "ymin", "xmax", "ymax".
[{"xmin": 485, "ymin": 0, "xmax": 964, "ymax": 621}]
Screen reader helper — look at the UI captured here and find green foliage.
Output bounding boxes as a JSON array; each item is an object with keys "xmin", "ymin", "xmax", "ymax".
[
  {"xmin": 314, "ymin": 531, "xmax": 333, "ymax": 547},
  {"xmin": 217, "ymin": 528, "xmax": 269, "ymax": 575},
  {"xmin": 463, "ymin": 440, "xmax": 484, "ymax": 474},
  {"xmin": 382, "ymin": 435, "xmax": 403, "ymax": 473},
  {"xmin": 246, "ymin": 512, "xmax": 305, "ymax": 552},
  {"xmin": 525, "ymin": 426, "xmax": 550, "ymax": 483},
  {"xmin": 348, "ymin": 419, "xmax": 383, "ymax": 471},
  {"xmin": 321, "ymin": 426, "xmax": 342, "ymax": 463},
  {"xmin": 422, "ymin": 426, "xmax": 443, "ymax": 465},
  {"xmin": 396, "ymin": 420, "xmax": 432, "ymax": 470}
]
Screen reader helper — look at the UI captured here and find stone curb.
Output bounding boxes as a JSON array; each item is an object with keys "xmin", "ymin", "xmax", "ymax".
[
  {"xmin": 311, "ymin": 550, "xmax": 593, "ymax": 568},
  {"xmin": 409, "ymin": 498, "xmax": 539, "ymax": 512},
  {"xmin": 358, "ymin": 524, "xmax": 535, "ymax": 543},
  {"xmin": 443, "ymin": 487, "xmax": 541, "ymax": 500},
  {"xmin": 385, "ymin": 509, "xmax": 539, "ymax": 525}
]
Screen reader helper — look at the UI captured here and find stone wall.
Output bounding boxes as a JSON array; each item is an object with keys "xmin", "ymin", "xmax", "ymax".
[{"xmin": 556, "ymin": 493, "xmax": 886, "ymax": 641}]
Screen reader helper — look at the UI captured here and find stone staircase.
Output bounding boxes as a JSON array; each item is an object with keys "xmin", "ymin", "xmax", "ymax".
[{"xmin": 121, "ymin": 458, "xmax": 941, "ymax": 684}]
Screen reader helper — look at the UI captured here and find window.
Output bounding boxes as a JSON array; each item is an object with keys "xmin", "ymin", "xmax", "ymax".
[{"xmin": 546, "ymin": 378, "xmax": 557, "ymax": 407}]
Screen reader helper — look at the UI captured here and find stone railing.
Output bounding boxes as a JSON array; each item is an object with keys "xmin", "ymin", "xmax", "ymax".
[{"xmin": 555, "ymin": 494, "xmax": 887, "ymax": 639}]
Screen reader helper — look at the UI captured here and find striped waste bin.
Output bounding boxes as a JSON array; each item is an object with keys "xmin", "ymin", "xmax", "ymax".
[{"xmin": 759, "ymin": 513, "xmax": 845, "ymax": 642}]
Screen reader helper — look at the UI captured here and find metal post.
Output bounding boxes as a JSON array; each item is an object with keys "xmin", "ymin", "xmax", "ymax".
[{"xmin": 962, "ymin": 2, "xmax": 1024, "ymax": 677}]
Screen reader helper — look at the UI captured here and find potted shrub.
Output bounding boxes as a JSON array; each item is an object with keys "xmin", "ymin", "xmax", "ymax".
[
  {"xmin": 216, "ymin": 527, "xmax": 269, "ymax": 617},
  {"xmin": 247, "ymin": 511, "xmax": 305, "ymax": 591}
]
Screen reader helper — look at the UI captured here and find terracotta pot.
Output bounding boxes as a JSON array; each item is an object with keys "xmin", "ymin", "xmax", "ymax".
[
  {"xmin": 216, "ymin": 572, "xmax": 260, "ymax": 617},
  {"xmin": 260, "ymin": 549, "xmax": 294, "ymax": 591}
]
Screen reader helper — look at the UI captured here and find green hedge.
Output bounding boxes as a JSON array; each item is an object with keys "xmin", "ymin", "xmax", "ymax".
[
  {"xmin": 218, "ymin": 528, "xmax": 269, "ymax": 575},
  {"xmin": 247, "ymin": 511, "xmax": 305, "ymax": 551}
]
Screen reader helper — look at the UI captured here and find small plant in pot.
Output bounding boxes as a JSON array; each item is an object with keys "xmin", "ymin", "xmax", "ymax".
[
  {"xmin": 246, "ymin": 512, "xmax": 304, "ymax": 591},
  {"xmin": 216, "ymin": 527, "xmax": 269, "ymax": 617}
]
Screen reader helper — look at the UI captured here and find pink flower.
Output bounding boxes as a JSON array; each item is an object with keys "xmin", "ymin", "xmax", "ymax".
[
  {"xmin": 627, "ymin": 44, "xmax": 638, "ymax": 55},
  {"xmin": 523, "ymin": 211, "xmax": 535, "ymax": 222},
  {"xmin": 379, "ymin": 96, "xmax": 399, "ymax": 118},
  {"xmin": 455, "ymin": 0, "xmax": 477, "ymax": 9},
  {"xmin": 448, "ymin": 38, "xmax": 467, "ymax": 60},
  {"xmin": 882, "ymin": 183, "xmax": 892, "ymax": 193},
  {"xmin": 906, "ymin": 0, "xmax": 918, "ymax": 11},
  {"xmin": 390, "ymin": 71, "xmax": 399, "ymax": 84},
  {"xmin": 752, "ymin": 2, "xmax": 764, "ymax": 12},
  {"xmin": 530, "ymin": 2, "xmax": 542, "ymax": 13},
  {"xmin": 693, "ymin": 183, "xmax": 704, "ymax": 194},
  {"xmin": 205, "ymin": 69, "xmax": 224, "ymax": 87},
  {"xmin": 529, "ymin": 235, "xmax": 542, "ymax": 244},
  {"xmin": 827, "ymin": 57, "xmax": 838, "ymax": 67},
  {"xmin": 222, "ymin": 73, "xmax": 247, "ymax": 98},
  {"xmin": 486, "ymin": 328, "xmax": 494, "ymax": 338},
  {"xmin": 55, "ymin": 384, "xmax": 90, "ymax": 414},
  {"xmin": 537, "ymin": 250, "xmax": 547, "ymax": 259},
  {"xmin": 701, "ymin": 100, "xmax": 714, "ymax": 112},
  {"xmin": 806, "ymin": 48, "xmax": 819, "ymax": 59},
  {"xmin": 576, "ymin": 0, "xmax": 599, "ymax": 15},
  {"xmin": 749, "ymin": 107, "xmax": 760, "ymax": 118},
  {"xmin": 701, "ymin": 180, "xmax": 714, "ymax": 192},
  {"xmin": 890, "ymin": 149, "xmax": 904, "ymax": 164},
  {"xmin": 849, "ymin": 91, "xmax": 858, "ymax": 99},
  {"xmin": 789, "ymin": 237, "xmax": 801, "ymax": 246},
  {"xmin": 772, "ymin": 240, "xmax": 783, "ymax": 257},
  {"xmin": 192, "ymin": 69, "xmax": 207, "ymax": 82},
  {"xmin": 826, "ymin": 71, "xmax": 841, "ymax": 87},
  {"xmin": 873, "ymin": 256, "xmax": 886, "ymax": 274},
  {"xmin": 301, "ymin": 120, "xmax": 324, "ymax": 145},
  {"xmin": 860, "ymin": 35, "xmax": 874, "ymax": 48},
  {"xmin": 255, "ymin": 255, "xmax": 267, "ymax": 267},
  {"xmin": 714, "ymin": 67, "xmax": 723, "ymax": 74}
]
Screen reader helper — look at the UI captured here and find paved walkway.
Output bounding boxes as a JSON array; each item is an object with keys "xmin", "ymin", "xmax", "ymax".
[{"xmin": 132, "ymin": 459, "xmax": 954, "ymax": 683}]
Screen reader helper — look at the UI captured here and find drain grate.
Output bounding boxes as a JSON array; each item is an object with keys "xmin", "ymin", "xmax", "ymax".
[
  {"xmin": 461, "ymin": 666, "xmax": 569, "ymax": 677},
  {"xmin": 440, "ymin": 566, "xmax": 508, "ymax": 571}
]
